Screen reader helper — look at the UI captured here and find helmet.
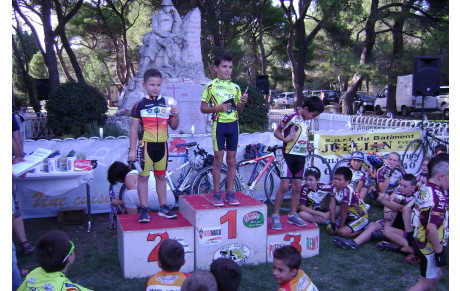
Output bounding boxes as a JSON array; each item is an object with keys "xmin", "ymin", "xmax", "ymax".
[
  {"xmin": 350, "ymin": 151, "xmax": 365, "ymax": 161},
  {"xmin": 367, "ymin": 155, "xmax": 384, "ymax": 169}
]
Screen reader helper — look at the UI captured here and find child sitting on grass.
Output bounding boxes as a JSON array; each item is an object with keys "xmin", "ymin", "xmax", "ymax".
[
  {"xmin": 298, "ymin": 167, "xmax": 339, "ymax": 225},
  {"xmin": 145, "ymin": 239, "xmax": 189, "ymax": 291},
  {"xmin": 347, "ymin": 151, "xmax": 370, "ymax": 210},
  {"xmin": 210, "ymin": 258, "xmax": 242, "ymax": 291},
  {"xmin": 18, "ymin": 230, "xmax": 93, "ymax": 291},
  {"xmin": 327, "ymin": 167, "xmax": 368, "ymax": 238},
  {"xmin": 272, "ymin": 245, "xmax": 318, "ymax": 291}
]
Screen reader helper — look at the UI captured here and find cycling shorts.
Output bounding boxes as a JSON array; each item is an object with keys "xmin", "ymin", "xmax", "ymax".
[
  {"xmin": 280, "ymin": 153, "xmax": 305, "ymax": 179},
  {"xmin": 345, "ymin": 216, "xmax": 368, "ymax": 233},
  {"xmin": 137, "ymin": 141, "xmax": 168, "ymax": 176},
  {"xmin": 376, "ymin": 212, "xmax": 404, "ymax": 229},
  {"xmin": 212, "ymin": 121, "xmax": 239, "ymax": 152}
]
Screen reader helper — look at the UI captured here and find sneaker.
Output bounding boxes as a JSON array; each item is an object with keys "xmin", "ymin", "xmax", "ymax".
[
  {"xmin": 287, "ymin": 213, "xmax": 307, "ymax": 227},
  {"xmin": 406, "ymin": 253, "xmax": 421, "ymax": 264},
  {"xmin": 371, "ymin": 229, "xmax": 385, "ymax": 241},
  {"xmin": 20, "ymin": 241, "xmax": 34, "ymax": 256},
  {"xmin": 376, "ymin": 241, "xmax": 401, "ymax": 253},
  {"xmin": 225, "ymin": 192, "xmax": 240, "ymax": 206},
  {"xmin": 158, "ymin": 205, "xmax": 177, "ymax": 219},
  {"xmin": 138, "ymin": 207, "xmax": 150, "ymax": 223},
  {"xmin": 271, "ymin": 214, "xmax": 282, "ymax": 230},
  {"xmin": 212, "ymin": 192, "xmax": 224, "ymax": 207},
  {"xmin": 333, "ymin": 236, "xmax": 359, "ymax": 250}
]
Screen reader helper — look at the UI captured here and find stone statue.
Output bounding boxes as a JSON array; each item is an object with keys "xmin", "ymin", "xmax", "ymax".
[{"xmin": 138, "ymin": 0, "xmax": 186, "ymax": 75}]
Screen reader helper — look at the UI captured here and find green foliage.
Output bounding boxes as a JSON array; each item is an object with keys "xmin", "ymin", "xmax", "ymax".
[
  {"xmin": 82, "ymin": 53, "xmax": 113, "ymax": 93},
  {"xmin": 46, "ymin": 82, "xmax": 108, "ymax": 137},
  {"xmin": 236, "ymin": 82, "xmax": 268, "ymax": 133},
  {"xmin": 83, "ymin": 120, "xmax": 128, "ymax": 138},
  {"xmin": 29, "ymin": 52, "xmax": 48, "ymax": 79},
  {"xmin": 12, "ymin": 28, "xmax": 39, "ymax": 93},
  {"xmin": 13, "ymin": 91, "xmax": 30, "ymax": 107}
]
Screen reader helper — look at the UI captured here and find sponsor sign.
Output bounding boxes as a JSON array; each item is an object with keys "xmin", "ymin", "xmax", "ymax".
[
  {"xmin": 198, "ymin": 227, "xmax": 223, "ymax": 247},
  {"xmin": 243, "ymin": 211, "xmax": 264, "ymax": 228},
  {"xmin": 213, "ymin": 243, "xmax": 250, "ymax": 264}
]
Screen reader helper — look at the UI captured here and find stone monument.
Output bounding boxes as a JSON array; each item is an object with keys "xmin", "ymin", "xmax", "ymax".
[{"xmin": 117, "ymin": 0, "xmax": 210, "ymax": 134}]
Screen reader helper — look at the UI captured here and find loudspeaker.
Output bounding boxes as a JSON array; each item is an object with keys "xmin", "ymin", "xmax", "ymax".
[
  {"xmin": 255, "ymin": 75, "xmax": 269, "ymax": 94},
  {"xmin": 412, "ymin": 56, "xmax": 441, "ymax": 96},
  {"xmin": 36, "ymin": 78, "xmax": 51, "ymax": 100}
]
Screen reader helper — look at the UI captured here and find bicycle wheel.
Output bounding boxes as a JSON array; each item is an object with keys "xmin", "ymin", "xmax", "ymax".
[
  {"xmin": 331, "ymin": 158, "xmax": 351, "ymax": 175},
  {"xmin": 235, "ymin": 159, "xmax": 272, "ymax": 203},
  {"xmin": 190, "ymin": 165, "xmax": 241, "ymax": 194},
  {"xmin": 305, "ymin": 154, "xmax": 333, "ymax": 184},
  {"xmin": 263, "ymin": 165, "xmax": 290, "ymax": 211},
  {"xmin": 402, "ymin": 139, "xmax": 426, "ymax": 174}
]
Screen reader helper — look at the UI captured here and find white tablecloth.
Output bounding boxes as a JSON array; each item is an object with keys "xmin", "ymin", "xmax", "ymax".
[{"xmin": 13, "ymin": 171, "xmax": 93, "ymax": 197}]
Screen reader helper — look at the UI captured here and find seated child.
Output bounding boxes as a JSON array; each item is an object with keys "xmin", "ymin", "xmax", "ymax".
[
  {"xmin": 332, "ymin": 174, "xmax": 417, "ymax": 251},
  {"xmin": 347, "ymin": 151, "xmax": 370, "ymax": 209},
  {"xmin": 327, "ymin": 167, "xmax": 368, "ymax": 238},
  {"xmin": 145, "ymin": 239, "xmax": 189, "ymax": 291},
  {"xmin": 370, "ymin": 152, "xmax": 405, "ymax": 201},
  {"xmin": 298, "ymin": 167, "xmax": 339, "ymax": 225},
  {"xmin": 273, "ymin": 245, "xmax": 318, "ymax": 291},
  {"xmin": 181, "ymin": 270, "xmax": 217, "ymax": 291},
  {"xmin": 210, "ymin": 258, "xmax": 242, "ymax": 291},
  {"xmin": 415, "ymin": 156, "xmax": 430, "ymax": 187},
  {"xmin": 107, "ymin": 161, "xmax": 175, "ymax": 214},
  {"xmin": 18, "ymin": 230, "xmax": 93, "ymax": 291}
]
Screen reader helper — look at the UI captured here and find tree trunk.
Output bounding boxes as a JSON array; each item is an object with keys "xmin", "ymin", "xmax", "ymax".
[
  {"xmin": 42, "ymin": 0, "xmax": 60, "ymax": 91},
  {"xmin": 58, "ymin": 32, "xmax": 86, "ymax": 83},
  {"xmin": 342, "ymin": 0, "xmax": 379, "ymax": 115},
  {"xmin": 12, "ymin": 36, "xmax": 41, "ymax": 113},
  {"xmin": 55, "ymin": 43, "xmax": 74, "ymax": 82}
]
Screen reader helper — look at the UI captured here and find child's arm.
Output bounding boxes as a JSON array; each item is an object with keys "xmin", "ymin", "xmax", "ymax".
[
  {"xmin": 354, "ymin": 180, "xmax": 365, "ymax": 194},
  {"xmin": 274, "ymin": 127, "xmax": 294, "ymax": 143},
  {"xmin": 328, "ymin": 196, "xmax": 337, "ymax": 234},
  {"xmin": 338, "ymin": 205, "xmax": 348, "ymax": 230},
  {"xmin": 169, "ymin": 106, "xmax": 179, "ymax": 130},
  {"xmin": 237, "ymin": 91, "xmax": 248, "ymax": 114},
  {"xmin": 128, "ymin": 119, "xmax": 140, "ymax": 162},
  {"xmin": 426, "ymin": 222, "xmax": 443, "ymax": 253},
  {"xmin": 200, "ymin": 101, "xmax": 230, "ymax": 114}
]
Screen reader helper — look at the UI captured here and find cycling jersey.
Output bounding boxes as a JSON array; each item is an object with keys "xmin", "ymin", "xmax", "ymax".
[
  {"xmin": 145, "ymin": 271, "xmax": 190, "ymax": 291},
  {"xmin": 131, "ymin": 95, "xmax": 175, "ymax": 143},
  {"xmin": 201, "ymin": 78, "xmax": 242, "ymax": 123},
  {"xmin": 350, "ymin": 168, "xmax": 367, "ymax": 190},
  {"xmin": 299, "ymin": 183, "xmax": 333, "ymax": 211},
  {"xmin": 332, "ymin": 184, "xmax": 368, "ymax": 220},
  {"xmin": 277, "ymin": 111, "xmax": 313, "ymax": 156},
  {"xmin": 412, "ymin": 182, "xmax": 448, "ymax": 255},
  {"xmin": 376, "ymin": 165, "xmax": 405, "ymax": 193},
  {"xmin": 18, "ymin": 267, "xmax": 92, "ymax": 291},
  {"xmin": 278, "ymin": 269, "xmax": 318, "ymax": 291}
]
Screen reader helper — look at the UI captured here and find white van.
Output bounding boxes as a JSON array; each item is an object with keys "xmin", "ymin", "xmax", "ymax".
[{"xmin": 374, "ymin": 74, "xmax": 437, "ymax": 116}]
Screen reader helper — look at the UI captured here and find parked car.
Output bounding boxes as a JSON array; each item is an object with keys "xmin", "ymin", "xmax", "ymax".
[
  {"xmin": 441, "ymin": 103, "xmax": 448, "ymax": 120},
  {"xmin": 339, "ymin": 91, "xmax": 376, "ymax": 112},
  {"xmin": 273, "ymin": 91, "xmax": 294, "ymax": 108},
  {"xmin": 308, "ymin": 90, "xmax": 340, "ymax": 105},
  {"xmin": 437, "ymin": 85, "xmax": 448, "ymax": 109}
]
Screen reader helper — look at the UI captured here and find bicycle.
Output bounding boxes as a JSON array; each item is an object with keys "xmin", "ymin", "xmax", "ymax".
[
  {"xmin": 402, "ymin": 116, "xmax": 449, "ymax": 174},
  {"xmin": 230, "ymin": 144, "xmax": 332, "ymax": 211}
]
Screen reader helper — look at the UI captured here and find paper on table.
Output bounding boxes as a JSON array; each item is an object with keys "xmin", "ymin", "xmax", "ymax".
[{"xmin": 12, "ymin": 148, "xmax": 53, "ymax": 177}]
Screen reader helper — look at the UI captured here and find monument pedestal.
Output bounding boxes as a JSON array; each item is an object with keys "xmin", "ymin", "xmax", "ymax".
[
  {"xmin": 266, "ymin": 216, "xmax": 320, "ymax": 263},
  {"xmin": 179, "ymin": 193, "xmax": 267, "ymax": 269},
  {"xmin": 117, "ymin": 212, "xmax": 194, "ymax": 278}
]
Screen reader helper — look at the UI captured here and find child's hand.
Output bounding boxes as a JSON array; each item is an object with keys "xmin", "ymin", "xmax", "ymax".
[
  {"xmin": 128, "ymin": 149, "xmax": 137, "ymax": 162},
  {"xmin": 170, "ymin": 106, "xmax": 179, "ymax": 116},
  {"xmin": 284, "ymin": 134, "xmax": 295, "ymax": 143},
  {"xmin": 218, "ymin": 103, "xmax": 232, "ymax": 112},
  {"xmin": 240, "ymin": 92, "xmax": 248, "ymax": 104},
  {"xmin": 327, "ymin": 223, "xmax": 336, "ymax": 235}
]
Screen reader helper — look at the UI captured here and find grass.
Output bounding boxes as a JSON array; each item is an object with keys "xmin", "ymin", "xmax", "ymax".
[{"xmin": 16, "ymin": 201, "xmax": 449, "ymax": 291}]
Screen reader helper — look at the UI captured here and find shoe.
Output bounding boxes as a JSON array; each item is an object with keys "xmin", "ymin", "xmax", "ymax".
[
  {"xmin": 371, "ymin": 229, "xmax": 385, "ymax": 241},
  {"xmin": 20, "ymin": 241, "xmax": 34, "ymax": 256},
  {"xmin": 225, "ymin": 192, "xmax": 240, "ymax": 206},
  {"xmin": 212, "ymin": 192, "xmax": 224, "ymax": 207},
  {"xmin": 406, "ymin": 253, "xmax": 421, "ymax": 264},
  {"xmin": 138, "ymin": 207, "xmax": 150, "ymax": 223},
  {"xmin": 271, "ymin": 214, "xmax": 282, "ymax": 230},
  {"xmin": 287, "ymin": 213, "xmax": 307, "ymax": 227},
  {"xmin": 158, "ymin": 205, "xmax": 177, "ymax": 219},
  {"xmin": 333, "ymin": 236, "xmax": 359, "ymax": 250},
  {"xmin": 376, "ymin": 241, "xmax": 402, "ymax": 253}
]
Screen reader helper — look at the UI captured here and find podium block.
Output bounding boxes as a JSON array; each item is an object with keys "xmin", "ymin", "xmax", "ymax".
[
  {"xmin": 117, "ymin": 212, "xmax": 194, "ymax": 278},
  {"xmin": 266, "ymin": 216, "xmax": 320, "ymax": 262},
  {"xmin": 179, "ymin": 193, "xmax": 267, "ymax": 269}
]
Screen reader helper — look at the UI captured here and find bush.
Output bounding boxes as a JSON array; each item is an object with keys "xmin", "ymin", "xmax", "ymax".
[
  {"xmin": 46, "ymin": 82, "xmax": 108, "ymax": 137},
  {"xmin": 235, "ymin": 81, "xmax": 269, "ymax": 133}
]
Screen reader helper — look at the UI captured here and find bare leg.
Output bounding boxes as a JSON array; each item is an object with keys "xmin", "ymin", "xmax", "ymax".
[
  {"xmin": 408, "ymin": 275, "xmax": 437, "ymax": 291},
  {"xmin": 298, "ymin": 211, "xmax": 329, "ymax": 224},
  {"xmin": 289, "ymin": 179, "xmax": 302, "ymax": 216},
  {"xmin": 226, "ymin": 151, "xmax": 237, "ymax": 192},
  {"xmin": 273, "ymin": 179, "xmax": 290, "ymax": 216},
  {"xmin": 137, "ymin": 175, "xmax": 149, "ymax": 208},
  {"xmin": 384, "ymin": 226, "xmax": 413, "ymax": 253},
  {"xmin": 13, "ymin": 216, "xmax": 27, "ymax": 243},
  {"xmin": 353, "ymin": 222, "xmax": 383, "ymax": 245},
  {"xmin": 213, "ymin": 151, "xmax": 225, "ymax": 193},
  {"xmin": 155, "ymin": 174, "xmax": 167, "ymax": 206}
]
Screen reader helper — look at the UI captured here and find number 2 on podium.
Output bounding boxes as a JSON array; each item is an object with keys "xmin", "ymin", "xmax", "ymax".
[
  {"xmin": 220, "ymin": 209, "xmax": 237, "ymax": 239},
  {"xmin": 147, "ymin": 232, "xmax": 169, "ymax": 262}
]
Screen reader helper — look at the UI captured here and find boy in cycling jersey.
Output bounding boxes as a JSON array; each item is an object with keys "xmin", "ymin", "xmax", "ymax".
[
  {"xmin": 129, "ymin": 69, "xmax": 179, "ymax": 223},
  {"xmin": 270, "ymin": 96, "xmax": 324, "ymax": 230},
  {"xmin": 200, "ymin": 52, "xmax": 248, "ymax": 207}
]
